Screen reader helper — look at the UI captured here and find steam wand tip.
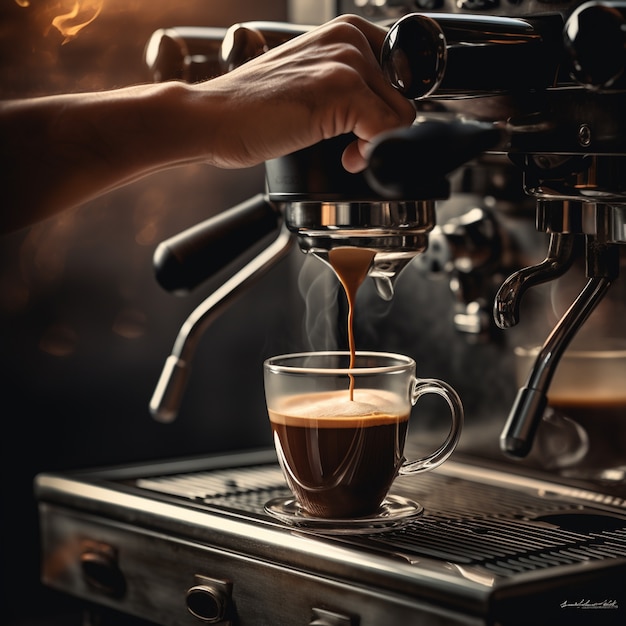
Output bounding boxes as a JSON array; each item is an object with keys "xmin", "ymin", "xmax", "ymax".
[
  {"xmin": 149, "ymin": 355, "xmax": 191, "ymax": 423},
  {"xmin": 500, "ymin": 387, "xmax": 548, "ymax": 458}
]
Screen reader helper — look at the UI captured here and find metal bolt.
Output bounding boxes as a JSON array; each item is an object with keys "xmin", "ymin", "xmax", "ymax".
[{"xmin": 578, "ymin": 124, "xmax": 592, "ymax": 147}]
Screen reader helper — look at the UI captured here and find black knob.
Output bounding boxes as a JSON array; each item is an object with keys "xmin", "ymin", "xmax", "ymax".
[
  {"xmin": 186, "ymin": 584, "xmax": 229, "ymax": 622},
  {"xmin": 381, "ymin": 14, "xmax": 446, "ymax": 99},
  {"xmin": 563, "ymin": 1, "xmax": 626, "ymax": 89},
  {"xmin": 80, "ymin": 549, "xmax": 126, "ymax": 597}
]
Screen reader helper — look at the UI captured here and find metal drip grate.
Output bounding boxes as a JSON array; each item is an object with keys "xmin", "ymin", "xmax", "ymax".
[
  {"xmin": 135, "ymin": 464, "xmax": 626, "ymax": 578},
  {"xmin": 136, "ymin": 464, "xmax": 288, "ymax": 511}
]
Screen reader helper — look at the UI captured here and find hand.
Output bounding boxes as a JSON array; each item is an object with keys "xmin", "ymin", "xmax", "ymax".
[
  {"xmin": 0, "ymin": 15, "xmax": 416, "ymax": 233},
  {"xmin": 194, "ymin": 14, "xmax": 416, "ymax": 172}
]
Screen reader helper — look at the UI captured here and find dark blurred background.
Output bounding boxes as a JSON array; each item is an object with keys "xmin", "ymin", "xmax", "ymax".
[
  {"xmin": 0, "ymin": 1, "xmax": 308, "ymax": 623},
  {"xmin": 3, "ymin": 2, "xmax": 595, "ymax": 623}
]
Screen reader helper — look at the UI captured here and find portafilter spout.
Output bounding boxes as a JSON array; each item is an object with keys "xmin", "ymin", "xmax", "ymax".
[
  {"xmin": 272, "ymin": 122, "xmax": 503, "ymax": 301},
  {"xmin": 265, "ymin": 133, "xmax": 441, "ymax": 301}
]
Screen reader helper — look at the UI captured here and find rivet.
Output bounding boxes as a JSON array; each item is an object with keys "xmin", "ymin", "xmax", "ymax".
[{"xmin": 578, "ymin": 124, "xmax": 592, "ymax": 147}]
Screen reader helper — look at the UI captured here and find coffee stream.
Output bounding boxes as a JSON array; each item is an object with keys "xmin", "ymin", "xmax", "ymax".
[
  {"xmin": 327, "ymin": 247, "xmax": 377, "ymax": 400},
  {"xmin": 270, "ymin": 247, "xmax": 408, "ymax": 518}
]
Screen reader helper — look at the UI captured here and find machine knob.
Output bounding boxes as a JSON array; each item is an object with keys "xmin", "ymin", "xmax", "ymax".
[
  {"xmin": 220, "ymin": 24, "xmax": 268, "ymax": 72},
  {"xmin": 186, "ymin": 577, "xmax": 233, "ymax": 623},
  {"xmin": 220, "ymin": 21, "xmax": 313, "ymax": 72},
  {"xmin": 144, "ymin": 27, "xmax": 227, "ymax": 83},
  {"xmin": 563, "ymin": 1, "xmax": 626, "ymax": 89},
  {"xmin": 80, "ymin": 545, "xmax": 126, "ymax": 597}
]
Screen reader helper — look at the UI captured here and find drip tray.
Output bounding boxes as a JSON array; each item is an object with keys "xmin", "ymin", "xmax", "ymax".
[
  {"xmin": 36, "ymin": 448, "xmax": 626, "ymax": 626},
  {"xmin": 133, "ymin": 459, "xmax": 626, "ymax": 577}
]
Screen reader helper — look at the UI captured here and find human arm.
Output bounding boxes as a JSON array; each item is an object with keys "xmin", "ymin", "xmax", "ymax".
[{"xmin": 0, "ymin": 15, "xmax": 415, "ymax": 234}]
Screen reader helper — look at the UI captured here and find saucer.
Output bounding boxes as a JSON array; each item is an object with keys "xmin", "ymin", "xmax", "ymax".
[{"xmin": 264, "ymin": 495, "xmax": 424, "ymax": 534}]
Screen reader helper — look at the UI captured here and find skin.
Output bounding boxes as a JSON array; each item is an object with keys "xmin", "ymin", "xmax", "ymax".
[{"xmin": 0, "ymin": 15, "xmax": 415, "ymax": 234}]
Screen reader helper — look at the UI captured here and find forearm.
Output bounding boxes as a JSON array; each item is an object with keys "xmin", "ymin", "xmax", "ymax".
[
  {"xmin": 0, "ymin": 82, "xmax": 212, "ymax": 233},
  {"xmin": 0, "ymin": 15, "xmax": 415, "ymax": 234}
]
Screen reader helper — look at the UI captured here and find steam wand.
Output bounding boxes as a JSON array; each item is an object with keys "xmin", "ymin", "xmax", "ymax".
[
  {"xmin": 494, "ymin": 234, "xmax": 578, "ymax": 329},
  {"xmin": 150, "ymin": 226, "xmax": 293, "ymax": 422},
  {"xmin": 499, "ymin": 240, "xmax": 619, "ymax": 458}
]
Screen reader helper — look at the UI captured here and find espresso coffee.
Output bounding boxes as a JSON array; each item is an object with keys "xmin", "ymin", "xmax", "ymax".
[
  {"xmin": 328, "ymin": 246, "xmax": 376, "ymax": 398},
  {"xmin": 269, "ymin": 389, "xmax": 409, "ymax": 518}
]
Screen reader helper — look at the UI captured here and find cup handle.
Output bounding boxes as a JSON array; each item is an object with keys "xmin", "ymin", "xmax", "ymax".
[{"xmin": 398, "ymin": 378, "xmax": 464, "ymax": 475}]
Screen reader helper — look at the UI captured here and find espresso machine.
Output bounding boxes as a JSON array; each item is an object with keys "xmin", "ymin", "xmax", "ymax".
[{"xmin": 35, "ymin": 2, "xmax": 626, "ymax": 625}]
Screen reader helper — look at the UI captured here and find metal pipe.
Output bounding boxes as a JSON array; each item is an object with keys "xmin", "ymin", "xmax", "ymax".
[
  {"xmin": 150, "ymin": 226, "xmax": 294, "ymax": 423},
  {"xmin": 500, "ymin": 241, "xmax": 619, "ymax": 458},
  {"xmin": 493, "ymin": 233, "xmax": 578, "ymax": 330}
]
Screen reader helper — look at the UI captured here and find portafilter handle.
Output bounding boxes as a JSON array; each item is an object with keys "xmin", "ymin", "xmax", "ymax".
[
  {"xmin": 563, "ymin": 1, "xmax": 626, "ymax": 90},
  {"xmin": 365, "ymin": 118, "xmax": 505, "ymax": 200}
]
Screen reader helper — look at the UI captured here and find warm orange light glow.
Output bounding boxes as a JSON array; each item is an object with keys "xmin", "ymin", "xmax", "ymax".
[{"xmin": 51, "ymin": 0, "xmax": 104, "ymax": 44}]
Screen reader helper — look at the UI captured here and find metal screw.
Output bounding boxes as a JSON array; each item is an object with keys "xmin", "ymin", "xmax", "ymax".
[{"xmin": 578, "ymin": 124, "xmax": 592, "ymax": 147}]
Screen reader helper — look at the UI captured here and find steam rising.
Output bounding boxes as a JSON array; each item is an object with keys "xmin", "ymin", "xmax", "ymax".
[
  {"xmin": 15, "ymin": 0, "xmax": 104, "ymax": 43},
  {"xmin": 297, "ymin": 256, "xmax": 341, "ymax": 352},
  {"xmin": 53, "ymin": 1, "xmax": 104, "ymax": 43}
]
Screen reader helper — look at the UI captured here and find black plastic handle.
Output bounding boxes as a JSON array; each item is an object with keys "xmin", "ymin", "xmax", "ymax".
[
  {"xmin": 365, "ymin": 119, "xmax": 504, "ymax": 199},
  {"xmin": 153, "ymin": 194, "xmax": 280, "ymax": 294}
]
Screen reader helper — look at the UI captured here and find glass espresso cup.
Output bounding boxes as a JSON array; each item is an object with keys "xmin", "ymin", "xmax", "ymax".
[{"xmin": 263, "ymin": 351, "xmax": 463, "ymax": 528}]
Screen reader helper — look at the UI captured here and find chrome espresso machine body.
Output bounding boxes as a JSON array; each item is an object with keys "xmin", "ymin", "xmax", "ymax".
[{"xmin": 35, "ymin": 2, "xmax": 626, "ymax": 625}]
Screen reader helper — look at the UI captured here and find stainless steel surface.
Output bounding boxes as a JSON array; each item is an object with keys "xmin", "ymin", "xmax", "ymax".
[
  {"xmin": 285, "ymin": 200, "xmax": 435, "ymax": 300},
  {"xmin": 494, "ymin": 234, "xmax": 577, "ymax": 330},
  {"xmin": 36, "ymin": 449, "xmax": 626, "ymax": 625},
  {"xmin": 500, "ymin": 273, "xmax": 614, "ymax": 457}
]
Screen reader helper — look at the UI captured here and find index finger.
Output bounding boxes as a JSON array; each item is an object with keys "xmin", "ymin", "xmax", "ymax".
[{"xmin": 329, "ymin": 14, "xmax": 389, "ymax": 60}]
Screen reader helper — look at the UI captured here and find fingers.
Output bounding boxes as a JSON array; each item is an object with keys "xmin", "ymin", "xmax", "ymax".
[
  {"xmin": 341, "ymin": 138, "xmax": 368, "ymax": 173},
  {"xmin": 202, "ymin": 14, "xmax": 415, "ymax": 171},
  {"xmin": 322, "ymin": 15, "xmax": 416, "ymax": 166},
  {"xmin": 329, "ymin": 14, "xmax": 388, "ymax": 58}
]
